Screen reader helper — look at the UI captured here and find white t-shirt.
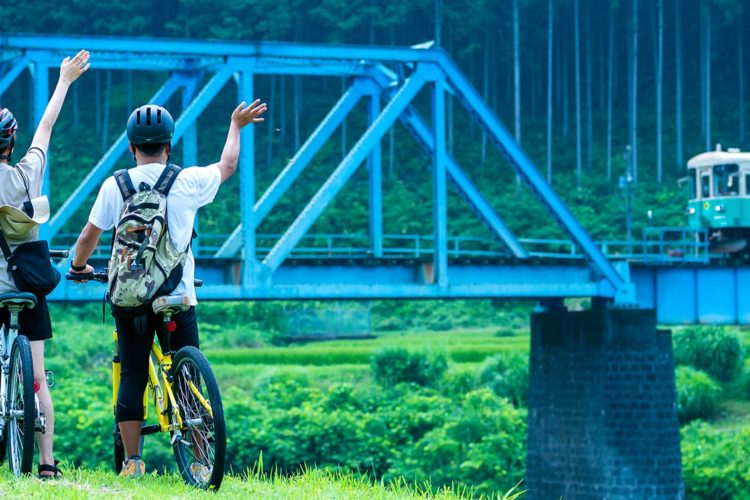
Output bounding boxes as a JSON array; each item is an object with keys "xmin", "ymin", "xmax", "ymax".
[
  {"xmin": 0, "ymin": 147, "xmax": 46, "ymax": 293},
  {"xmin": 88, "ymin": 163, "xmax": 221, "ymax": 305}
]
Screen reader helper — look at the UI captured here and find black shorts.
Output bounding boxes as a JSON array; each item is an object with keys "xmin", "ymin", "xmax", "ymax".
[{"xmin": 0, "ymin": 294, "xmax": 53, "ymax": 341}]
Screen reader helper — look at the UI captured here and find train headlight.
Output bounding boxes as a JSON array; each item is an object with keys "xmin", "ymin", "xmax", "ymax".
[
  {"xmin": 715, "ymin": 205, "xmax": 724, "ymax": 212},
  {"xmin": 687, "ymin": 207, "xmax": 696, "ymax": 215}
]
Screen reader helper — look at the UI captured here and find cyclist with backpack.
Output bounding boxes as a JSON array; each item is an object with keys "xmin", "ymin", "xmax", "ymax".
[
  {"xmin": 0, "ymin": 50, "xmax": 90, "ymax": 478},
  {"xmin": 68, "ymin": 99, "xmax": 267, "ymax": 477}
]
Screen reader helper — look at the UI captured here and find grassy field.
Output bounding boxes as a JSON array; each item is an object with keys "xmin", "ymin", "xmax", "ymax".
[
  {"xmin": 207, "ymin": 328, "xmax": 529, "ymax": 367},
  {"xmin": 0, "ymin": 467, "xmax": 493, "ymax": 499}
]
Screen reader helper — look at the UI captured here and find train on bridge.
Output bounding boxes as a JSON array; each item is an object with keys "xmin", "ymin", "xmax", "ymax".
[{"xmin": 687, "ymin": 146, "xmax": 750, "ymax": 254}]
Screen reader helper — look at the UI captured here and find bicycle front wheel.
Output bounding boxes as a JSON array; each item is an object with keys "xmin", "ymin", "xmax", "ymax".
[
  {"xmin": 170, "ymin": 346, "xmax": 226, "ymax": 491},
  {"xmin": 8, "ymin": 335, "xmax": 36, "ymax": 476}
]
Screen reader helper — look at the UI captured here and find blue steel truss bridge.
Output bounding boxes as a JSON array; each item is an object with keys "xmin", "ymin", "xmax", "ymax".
[{"xmin": 0, "ymin": 33, "xmax": 747, "ymax": 325}]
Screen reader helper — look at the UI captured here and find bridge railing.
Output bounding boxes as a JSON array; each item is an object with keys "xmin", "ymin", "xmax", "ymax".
[{"xmin": 53, "ymin": 227, "xmax": 711, "ymax": 263}]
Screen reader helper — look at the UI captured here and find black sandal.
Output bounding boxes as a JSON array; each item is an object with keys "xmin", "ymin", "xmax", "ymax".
[{"xmin": 38, "ymin": 460, "xmax": 63, "ymax": 479}]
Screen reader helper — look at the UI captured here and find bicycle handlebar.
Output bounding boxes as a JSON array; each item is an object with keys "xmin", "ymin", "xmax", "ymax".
[
  {"xmin": 50, "ymin": 249, "xmax": 69, "ymax": 259},
  {"xmin": 65, "ymin": 271, "xmax": 108, "ymax": 283},
  {"xmin": 65, "ymin": 271, "xmax": 203, "ymax": 287}
]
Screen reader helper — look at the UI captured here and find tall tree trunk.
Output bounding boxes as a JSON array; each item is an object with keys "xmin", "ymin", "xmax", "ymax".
[
  {"xmin": 266, "ymin": 75, "xmax": 276, "ymax": 171},
  {"xmin": 482, "ymin": 28, "xmax": 489, "ymax": 164},
  {"xmin": 630, "ymin": 0, "xmax": 639, "ymax": 183},
  {"xmin": 574, "ymin": 0, "xmax": 582, "ymax": 187},
  {"xmin": 280, "ymin": 76, "xmax": 286, "ymax": 154},
  {"xmin": 513, "ymin": 0, "xmax": 521, "ymax": 144},
  {"xmin": 698, "ymin": 0, "xmax": 706, "ymax": 135},
  {"xmin": 341, "ymin": 78, "xmax": 347, "ymax": 161},
  {"xmin": 585, "ymin": 0, "xmax": 593, "ymax": 171},
  {"xmin": 95, "ymin": 71, "xmax": 101, "ymax": 137},
  {"xmin": 294, "ymin": 76, "xmax": 301, "ymax": 151},
  {"xmin": 607, "ymin": 0, "xmax": 614, "ymax": 182},
  {"xmin": 434, "ymin": 0, "xmax": 443, "ymax": 46},
  {"xmin": 705, "ymin": 2, "xmax": 712, "ymax": 151},
  {"xmin": 547, "ymin": 0, "xmax": 554, "ymax": 182},
  {"xmin": 73, "ymin": 83, "xmax": 79, "ymax": 128},
  {"xmin": 741, "ymin": 9, "xmax": 746, "ymax": 144},
  {"xmin": 599, "ymin": 20, "xmax": 605, "ymax": 113},
  {"xmin": 656, "ymin": 0, "xmax": 663, "ymax": 184},
  {"xmin": 563, "ymin": 5, "xmax": 569, "ymax": 138},
  {"xmin": 102, "ymin": 71, "xmax": 111, "ymax": 155},
  {"xmin": 126, "ymin": 70, "xmax": 132, "ymax": 116},
  {"xmin": 675, "ymin": 0, "xmax": 683, "ymax": 169}
]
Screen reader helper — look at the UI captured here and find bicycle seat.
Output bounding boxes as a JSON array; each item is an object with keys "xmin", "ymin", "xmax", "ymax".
[
  {"xmin": 0, "ymin": 292, "xmax": 37, "ymax": 310},
  {"xmin": 152, "ymin": 294, "xmax": 191, "ymax": 315}
]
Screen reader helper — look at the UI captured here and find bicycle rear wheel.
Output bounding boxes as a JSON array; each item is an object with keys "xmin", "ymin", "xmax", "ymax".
[
  {"xmin": 170, "ymin": 346, "xmax": 226, "ymax": 491},
  {"xmin": 7, "ymin": 335, "xmax": 36, "ymax": 476}
]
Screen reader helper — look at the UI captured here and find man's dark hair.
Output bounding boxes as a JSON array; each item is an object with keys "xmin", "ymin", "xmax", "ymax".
[{"xmin": 134, "ymin": 142, "xmax": 169, "ymax": 157}]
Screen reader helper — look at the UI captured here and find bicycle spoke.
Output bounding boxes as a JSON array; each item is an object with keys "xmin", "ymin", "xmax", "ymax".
[{"xmin": 174, "ymin": 362, "xmax": 216, "ymax": 478}]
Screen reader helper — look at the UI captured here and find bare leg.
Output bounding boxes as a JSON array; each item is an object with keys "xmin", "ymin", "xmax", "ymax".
[
  {"xmin": 119, "ymin": 420, "xmax": 142, "ymax": 458},
  {"xmin": 30, "ymin": 341, "xmax": 54, "ymax": 472}
]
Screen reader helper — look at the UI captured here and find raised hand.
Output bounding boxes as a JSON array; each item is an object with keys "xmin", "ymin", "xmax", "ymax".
[
  {"xmin": 231, "ymin": 99, "xmax": 268, "ymax": 129},
  {"xmin": 59, "ymin": 50, "xmax": 91, "ymax": 86}
]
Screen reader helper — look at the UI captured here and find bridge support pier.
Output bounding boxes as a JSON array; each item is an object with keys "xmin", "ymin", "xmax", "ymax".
[{"xmin": 526, "ymin": 307, "xmax": 684, "ymax": 499}]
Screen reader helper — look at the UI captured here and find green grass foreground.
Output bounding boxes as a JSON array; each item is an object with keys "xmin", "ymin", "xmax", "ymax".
[{"xmin": 0, "ymin": 468, "xmax": 511, "ymax": 499}]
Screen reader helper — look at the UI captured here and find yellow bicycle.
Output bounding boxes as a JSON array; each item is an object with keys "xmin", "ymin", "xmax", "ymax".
[{"xmin": 68, "ymin": 272, "xmax": 226, "ymax": 490}]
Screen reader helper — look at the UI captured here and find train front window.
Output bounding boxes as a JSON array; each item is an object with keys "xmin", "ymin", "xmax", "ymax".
[
  {"xmin": 701, "ymin": 174, "xmax": 711, "ymax": 198},
  {"xmin": 713, "ymin": 164, "xmax": 740, "ymax": 196}
]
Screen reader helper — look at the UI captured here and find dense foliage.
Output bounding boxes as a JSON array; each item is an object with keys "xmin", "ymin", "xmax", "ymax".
[
  {"xmin": 674, "ymin": 365, "xmax": 722, "ymax": 423},
  {"xmin": 681, "ymin": 422, "xmax": 750, "ymax": 499},
  {"xmin": 0, "ymin": 0, "xmax": 746, "ymax": 247},
  {"xmin": 673, "ymin": 326, "xmax": 745, "ymax": 383}
]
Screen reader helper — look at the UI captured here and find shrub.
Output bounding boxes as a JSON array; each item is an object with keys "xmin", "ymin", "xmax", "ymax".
[
  {"xmin": 681, "ymin": 422, "xmax": 750, "ymax": 499},
  {"xmin": 371, "ymin": 347, "xmax": 448, "ymax": 387},
  {"xmin": 387, "ymin": 389, "xmax": 526, "ymax": 497},
  {"xmin": 476, "ymin": 353, "xmax": 529, "ymax": 407},
  {"xmin": 675, "ymin": 366, "xmax": 722, "ymax": 423},
  {"xmin": 673, "ymin": 326, "xmax": 745, "ymax": 383},
  {"xmin": 439, "ymin": 367, "xmax": 477, "ymax": 397}
]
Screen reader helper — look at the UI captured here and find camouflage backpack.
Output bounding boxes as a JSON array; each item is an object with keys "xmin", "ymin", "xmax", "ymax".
[{"xmin": 107, "ymin": 164, "xmax": 186, "ymax": 317}]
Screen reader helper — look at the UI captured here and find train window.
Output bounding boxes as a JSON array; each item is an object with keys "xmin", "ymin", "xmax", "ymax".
[
  {"xmin": 746, "ymin": 174, "xmax": 750, "ymax": 195},
  {"xmin": 687, "ymin": 174, "xmax": 696, "ymax": 200},
  {"xmin": 701, "ymin": 174, "xmax": 711, "ymax": 198},
  {"xmin": 713, "ymin": 164, "xmax": 739, "ymax": 196}
]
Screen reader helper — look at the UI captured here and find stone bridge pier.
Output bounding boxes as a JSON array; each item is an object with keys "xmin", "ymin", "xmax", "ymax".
[{"xmin": 526, "ymin": 307, "xmax": 684, "ymax": 499}]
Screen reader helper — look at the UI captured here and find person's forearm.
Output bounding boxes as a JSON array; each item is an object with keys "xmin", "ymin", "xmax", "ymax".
[
  {"xmin": 32, "ymin": 80, "xmax": 71, "ymax": 148},
  {"xmin": 72, "ymin": 223, "xmax": 101, "ymax": 267},
  {"xmin": 217, "ymin": 123, "xmax": 241, "ymax": 182}
]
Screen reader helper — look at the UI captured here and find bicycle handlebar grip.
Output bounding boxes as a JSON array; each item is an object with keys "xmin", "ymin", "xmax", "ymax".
[
  {"xmin": 66, "ymin": 272, "xmax": 94, "ymax": 281},
  {"xmin": 65, "ymin": 271, "xmax": 108, "ymax": 283},
  {"xmin": 50, "ymin": 249, "xmax": 70, "ymax": 258},
  {"xmin": 194, "ymin": 279, "xmax": 203, "ymax": 288}
]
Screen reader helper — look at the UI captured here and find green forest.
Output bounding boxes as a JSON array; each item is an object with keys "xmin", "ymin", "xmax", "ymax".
[{"xmin": 0, "ymin": 0, "xmax": 747, "ymax": 244}]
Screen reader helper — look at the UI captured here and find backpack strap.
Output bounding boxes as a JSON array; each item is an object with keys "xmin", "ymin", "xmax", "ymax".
[
  {"xmin": 114, "ymin": 169, "xmax": 137, "ymax": 201},
  {"xmin": 153, "ymin": 164, "xmax": 182, "ymax": 196},
  {"xmin": 0, "ymin": 229, "xmax": 13, "ymax": 262}
]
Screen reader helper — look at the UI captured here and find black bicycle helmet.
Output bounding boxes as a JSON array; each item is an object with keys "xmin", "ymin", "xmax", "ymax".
[
  {"xmin": 126, "ymin": 104, "xmax": 174, "ymax": 145},
  {"xmin": 0, "ymin": 108, "xmax": 18, "ymax": 150}
]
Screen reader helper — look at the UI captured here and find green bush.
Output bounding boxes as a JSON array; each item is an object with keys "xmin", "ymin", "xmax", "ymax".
[
  {"xmin": 681, "ymin": 422, "xmax": 750, "ymax": 499},
  {"xmin": 370, "ymin": 347, "xmax": 448, "ymax": 387},
  {"xmin": 673, "ymin": 326, "xmax": 745, "ymax": 383},
  {"xmin": 387, "ymin": 389, "xmax": 526, "ymax": 497},
  {"xmin": 675, "ymin": 366, "xmax": 722, "ymax": 423},
  {"xmin": 475, "ymin": 353, "xmax": 529, "ymax": 407}
]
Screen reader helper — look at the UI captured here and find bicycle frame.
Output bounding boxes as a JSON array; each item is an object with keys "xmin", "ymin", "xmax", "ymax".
[
  {"xmin": 112, "ymin": 328, "xmax": 213, "ymax": 440},
  {"xmin": 0, "ymin": 314, "xmax": 20, "ymax": 438}
]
